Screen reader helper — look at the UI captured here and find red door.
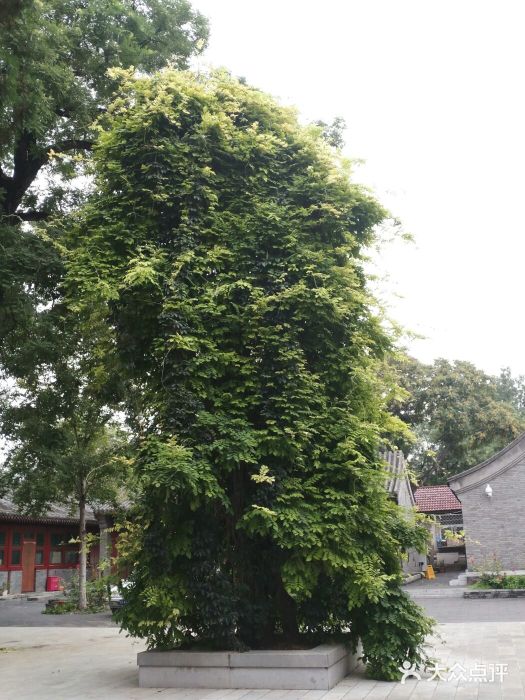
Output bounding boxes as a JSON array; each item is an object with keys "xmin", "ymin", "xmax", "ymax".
[{"xmin": 21, "ymin": 540, "xmax": 36, "ymax": 593}]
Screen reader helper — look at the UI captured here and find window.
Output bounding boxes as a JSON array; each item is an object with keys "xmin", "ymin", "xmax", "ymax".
[
  {"xmin": 11, "ymin": 550, "xmax": 21, "ymax": 565},
  {"xmin": 11, "ymin": 532, "xmax": 22, "ymax": 566},
  {"xmin": 35, "ymin": 532, "xmax": 45, "ymax": 565},
  {"xmin": 50, "ymin": 550, "xmax": 62, "ymax": 565},
  {"xmin": 65, "ymin": 550, "xmax": 79, "ymax": 565},
  {"xmin": 50, "ymin": 531, "xmax": 79, "ymax": 566},
  {"xmin": 51, "ymin": 533, "xmax": 63, "ymax": 548}
]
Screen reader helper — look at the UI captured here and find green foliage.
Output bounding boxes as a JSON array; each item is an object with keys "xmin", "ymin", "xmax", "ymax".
[
  {"xmin": 313, "ymin": 117, "xmax": 347, "ymax": 149},
  {"xmin": 0, "ymin": 0, "xmax": 208, "ymax": 368},
  {"xmin": 474, "ymin": 574, "xmax": 525, "ymax": 590},
  {"xmin": 351, "ymin": 585, "xmax": 435, "ymax": 681},
  {"xmin": 69, "ymin": 573, "xmax": 110, "ymax": 611},
  {"xmin": 390, "ymin": 356, "xmax": 525, "ymax": 483},
  {"xmin": 67, "ymin": 69, "xmax": 433, "ymax": 677},
  {"xmin": 0, "ymin": 304, "xmax": 129, "ymax": 513},
  {"xmin": 44, "ymin": 573, "xmax": 110, "ymax": 614},
  {"xmin": 0, "ymin": 0, "xmax": 208, "ymax": 220},
  {"xmin": 42, "ymin": 600, "xmax": 79, "ymax": 615},
  {"xmin": 0, "ymin": 298, "xmax": 130, "ymax": 609},
  {"xmin": 0, "ymin": 221, "xmax": 63, "ymax": 362}
]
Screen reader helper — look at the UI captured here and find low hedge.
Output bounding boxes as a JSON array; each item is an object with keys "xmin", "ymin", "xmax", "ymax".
[{"xmin": 474, "ymin": 574, "xmax": 525, "ymax": 590}]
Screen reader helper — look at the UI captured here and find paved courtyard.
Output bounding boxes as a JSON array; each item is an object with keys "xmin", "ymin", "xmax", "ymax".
[
  {"xmin": 1, "ymin": 621, "xmax": 525, "ymax": 700},
  {"xmin": 0, "ymin": 596, "xmax": 115, "ymax": 626}
]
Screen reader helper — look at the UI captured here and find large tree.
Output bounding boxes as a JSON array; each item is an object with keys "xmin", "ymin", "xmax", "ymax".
[
  {"xmin": 390, "ymin": 356, "xmax": 525, "ymax": 483},
  {"xmin": 0, "ymin": 0, "xmax": 208, "ymax": 359},
  {"xmin": 0, "ymin": 0, "xmax": 208, "ymax": 221},
  {"xmin": 65, "ymin": 70, "xmax": 432, "ymax": 678},
  {"xmin": 0, "ymin": 3, "xmax": 208, "ymax": 563}
]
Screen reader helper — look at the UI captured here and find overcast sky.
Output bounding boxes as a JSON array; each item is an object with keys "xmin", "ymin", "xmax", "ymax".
[{"xmin": 191, "ymin": 0, "xmax": 525, "ymax": 376}]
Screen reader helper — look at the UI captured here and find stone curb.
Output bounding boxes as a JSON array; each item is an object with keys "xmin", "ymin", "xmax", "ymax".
[
  {"xmin": 463, "ymin": 589, "xmax": 525, "ymax": 598},
  {"xmin": 0, "ymin": 591, "xmax": 58, "ymax": 601}
]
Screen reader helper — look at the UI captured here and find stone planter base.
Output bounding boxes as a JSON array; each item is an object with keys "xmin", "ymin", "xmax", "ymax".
[{"xmin": 137, "ymin": 643, "xmax": 360, "ymax": 690}]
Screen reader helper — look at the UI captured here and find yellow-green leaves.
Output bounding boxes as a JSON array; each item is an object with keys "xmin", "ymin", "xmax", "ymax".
[
  {"xmin": 251, "ymin": 465, "xmax": 275, "ymax": 484},
  {"xmin": 122, "ymin": 249, "xmax": 166, "ymax": 290}
]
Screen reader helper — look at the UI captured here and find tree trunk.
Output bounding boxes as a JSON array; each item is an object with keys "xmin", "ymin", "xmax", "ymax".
[
  {"xmin": 276, "ymin": 575, "xmax": 299, "ymax": 645},
  {"xmin": 78, "ymin": 493, "xmax": 87, "ymax": 610}
]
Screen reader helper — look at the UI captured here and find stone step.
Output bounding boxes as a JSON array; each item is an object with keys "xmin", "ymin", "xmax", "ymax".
[{"xmin": 408, "ymin": 588, "xmax": 465, "ymax": 598}]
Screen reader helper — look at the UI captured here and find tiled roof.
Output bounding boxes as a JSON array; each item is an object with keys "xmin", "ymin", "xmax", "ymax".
[
  {"xmin": 414, "ymin": 485, "xmax": 462, "ymax": 513},
  {"xmin": 382, "ymin": 450, "xmax": 415, "ymax": 506},
  {"xmin": 0, "ymin": 497, "xmax": 98, "ymax": 525}
]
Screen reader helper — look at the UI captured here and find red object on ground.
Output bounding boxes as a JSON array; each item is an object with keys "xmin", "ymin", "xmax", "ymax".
[{"xmin": 46, "ymin": 576, "xmax": 60, "ymax": 592}]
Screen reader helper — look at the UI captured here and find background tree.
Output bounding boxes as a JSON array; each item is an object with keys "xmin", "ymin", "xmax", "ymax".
[
  {"xmin": 0, "ymin": 306, "xmax": 128, "ymax": 609},
  {"xmin": 0, "ymin": 0, "xmax": 208, "ymax": 221},
  {"xmin": 495, "ymin": 366, "xmax": 525, "ymax": 414},
  {"xmin": 0, "ymin": 0, "xmax": 208, "ymax": 361},
  {"xmin": 65, "ymin": 69, "xmax": 432, "ymax": 677},
  {"xmin": 0, "ymin": 3, "xmax": 208, "ymax": 588},
  {"xmin": 390, "ymin": 356, "xmax": 525, "ymax": 483}
]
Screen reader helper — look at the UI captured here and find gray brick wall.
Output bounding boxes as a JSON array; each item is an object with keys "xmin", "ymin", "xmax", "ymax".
[
  {"xmin": 35, "ymin": 570, "xmax": 47, "ymax": 593},
  {"xmin": 461, "ymin": 460, "xmax": 525, "ymax": 570},
  {"xmin": 9, "ymin": 570, "xmax": 21, "ymax": 594}
]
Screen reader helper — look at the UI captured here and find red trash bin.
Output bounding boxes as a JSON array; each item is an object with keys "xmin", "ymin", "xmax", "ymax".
[{"xmin": 46, "ymin": 576, "xmax": 60, "ymax": 592}]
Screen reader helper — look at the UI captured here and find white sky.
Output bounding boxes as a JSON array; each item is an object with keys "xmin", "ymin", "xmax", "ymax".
[{"xmin": 191, "ymin": 0, "xmax": 525, "ymax": 376}]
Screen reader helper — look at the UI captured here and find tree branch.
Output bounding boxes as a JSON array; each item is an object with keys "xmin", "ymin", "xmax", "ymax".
[
  {"xmin": 1, "ymin": 135, "xmax": 94, "ymax": 218},
  {"xmin": 50, "ymin": 139, "xmax": 94, "ymax": 154},
  {"xmin": 12, "ymin": 210, "xmax": 51, "ymax": 222}
]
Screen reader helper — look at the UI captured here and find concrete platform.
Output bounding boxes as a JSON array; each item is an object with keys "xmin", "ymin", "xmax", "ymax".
[{"xmin": 138, "ymin": 644, "xmax": 359, "ymax": 690}]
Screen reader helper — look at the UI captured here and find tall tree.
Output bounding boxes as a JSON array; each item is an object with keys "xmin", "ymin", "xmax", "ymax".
[
  {"xmin": 0, "ymin": 308, "xmax": 128, "ymax": 608},
  {"xmin": 390, "ymin": 356, "xmax": 525, "ymax": 483},
  {"xmin": 65, "ymin": 70, "xmax": 432, "ymax": 678}
]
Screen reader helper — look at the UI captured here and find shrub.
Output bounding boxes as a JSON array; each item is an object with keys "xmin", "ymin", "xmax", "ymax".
[
  {"xmin": 351, "ymin": 586, "xmax": 435, "ymax": 681},
  {"xmin": 44, "ymin": 573, "xmax": 110, "ymax": 614},
  {"xmin": 475, "ymin": 574, "xmax": 525, "ymax": 590}
]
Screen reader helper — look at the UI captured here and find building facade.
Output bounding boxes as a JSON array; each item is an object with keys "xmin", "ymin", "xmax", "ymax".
[
  {"xmin": 0, "ymin": 498, "xmax": 102, "ymax": 594},
  {"xmin": 383, "ymin": 450, "xmax": 427, "ymax": 573},
  {"xmin": 413, "ymin": 485, "xmax": 464, "ymax": 567},
  {"xmin": 449, "ymin": 432, "xmax": 525, "ymax": 571}
]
